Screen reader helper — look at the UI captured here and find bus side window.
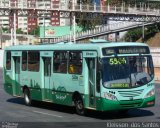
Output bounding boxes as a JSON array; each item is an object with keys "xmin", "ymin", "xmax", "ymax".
[
  {"xmin": 28, "ymin": 51, "xmax": 40, "ymax": 72},
  {"xmin": 53, "ymin": 52, "xmax": 67, "ymax": 73},
  {"xmin": 96, "ymin": 71, "xmax": 101, "ymax": 93},
  {"xmin": 96, "ymin": 60, "xmax": 101, "ymax": 93},
  {"xmin": 22, "ymin": 51, "xmax": 27, "ymax": 71},
  {"xmin": 68, "ymin": 52, "xmax": 82, "ymax": 74},
  {"xmin": 6, "ymin": 51, "xmax": 11, "ymax": 70}
]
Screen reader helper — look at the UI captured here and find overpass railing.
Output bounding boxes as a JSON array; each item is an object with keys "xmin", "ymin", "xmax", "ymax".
[
  {"xmin": 0, "ymin": 1, "xmax": 160, "ymax": 16},
  {"xmin": 49, "ymin": 21, "xmax": 155, "ymax": 43}
]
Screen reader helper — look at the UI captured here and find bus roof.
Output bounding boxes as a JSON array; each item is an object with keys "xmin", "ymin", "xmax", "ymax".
[{"xmin": 4, "ymin": 41, "xmax": 149, "ymax": 51}]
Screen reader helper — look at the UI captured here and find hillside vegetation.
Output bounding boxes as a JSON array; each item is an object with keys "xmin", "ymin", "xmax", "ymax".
[
  {"xmin": 124, "ymin": 23, "xmax": 160, "ymax": 47},
  {"xmin": 145, "ymin": 32, "xmax": 160, "ymax": 47}
]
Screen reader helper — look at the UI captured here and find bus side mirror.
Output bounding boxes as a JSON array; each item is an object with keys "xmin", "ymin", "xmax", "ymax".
[{"xmin": 96, "ymin": 71, "xmax": 101, "ymax": 93}]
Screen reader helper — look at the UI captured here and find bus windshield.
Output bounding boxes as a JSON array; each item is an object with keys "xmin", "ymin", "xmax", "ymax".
[{"xmin": 102, "ymin": 55, "xmax": 154, "ymax": 88}]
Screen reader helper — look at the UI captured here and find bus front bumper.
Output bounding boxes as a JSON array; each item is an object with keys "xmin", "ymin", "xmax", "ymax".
[{"xmin": 99, "ymin": 95, "xmax": 155, "ymax": 111}]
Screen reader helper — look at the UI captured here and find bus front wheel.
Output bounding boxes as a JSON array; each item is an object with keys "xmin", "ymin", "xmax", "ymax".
[
  {"xmin": 24, "ymin": 88, "xmax": 31, "ymax": 106},
  {"xmin": 74, "ymin": 96, "xmax": 85, "ymax": 115}
]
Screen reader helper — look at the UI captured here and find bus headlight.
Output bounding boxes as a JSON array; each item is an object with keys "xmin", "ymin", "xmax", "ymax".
[
  {"xmin": 145, "ymin": 88, "xmax": 155, "ymax": 98},
  {"xmin": 104, "ymin": 92, "xmax": 117, "ymax": 101}
]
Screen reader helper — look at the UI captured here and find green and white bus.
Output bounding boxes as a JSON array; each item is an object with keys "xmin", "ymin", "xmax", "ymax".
[{"xmin": 3, "ymin": 40, "xmax": 155, "ymax": 115}]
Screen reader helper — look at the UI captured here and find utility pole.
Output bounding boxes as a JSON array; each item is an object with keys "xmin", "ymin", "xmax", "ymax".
[
  {"xmin": 43, "ymin": 12, "xmax": 45, "ymax": 42},
  {"xmin": 142, "ymin": 22, "xmax": 144, "ymax": 42},
  {"xmin": 0, "ymin": 26, "xmax": 2, "ymax": 49},
  {"xmin": 73, "ymin": 13, "xmax": 76, "ymax": 44},
  {"xmin": 14, "ymin": 11, "xmax": 16, "ymax": 45},
  {"xmin": 73, "ymin": 0, "xmax": 76, "ymax": 43}
]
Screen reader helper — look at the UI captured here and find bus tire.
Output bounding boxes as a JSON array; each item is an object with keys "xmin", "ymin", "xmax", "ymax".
[
  {"xmin": 24, "ymin": 88, "xmax": 31, "ymax": 106},
  {"xmin": 74, "ymin": 96, "xmax": 86, "ymax": 115}
]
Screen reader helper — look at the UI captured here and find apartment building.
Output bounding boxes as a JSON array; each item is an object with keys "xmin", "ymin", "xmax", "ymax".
[
  {"xmin": 0, "ymin": 0, "xmax": 68, "ymax": 33},
  {"xmin": 0, "ymin": 17, "xmax": 9, "ymax": 28},
  {"xmin": 0, "ymin": 1, "xmax": 9, "ymax": 28}
]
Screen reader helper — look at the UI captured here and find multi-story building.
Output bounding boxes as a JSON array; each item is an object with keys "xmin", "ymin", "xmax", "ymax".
[
  {"xmin": 9, "ymin": 0, "xmax": 18, "ymax": 30},
  {"xmin": 37, "ymin": 0, "xmax": 68, "ymax": 26},
  {"xmin": 27, "ymin": 0, "xmax": 38, "ymax": 33},
  {"xmin": 0, "ymin": 0, "xmax": 69, "ymax": 33},
  {"xmin": 0, "ymin": 17, "xmax": 9, "ymax": 28},
  {"xmin": 0, "ymin": 1, "xmax": 9, "ymax": 28},
  {"xmin": 2, "ymin": 0, "xmax": 159, "ymax": 33}
]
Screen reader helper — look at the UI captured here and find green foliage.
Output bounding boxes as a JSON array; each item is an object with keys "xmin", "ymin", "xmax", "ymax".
[
  {"xmin": 124, "ymin": 28, "xmax": 142, "ymax": 42},
  {"xmin": 2, "ymin": 27, "xmax": 9, "ymax": 33},
  {"xmin": 108, "ymin": 0, "xmax": 160, "ymax": 8},
  {"xmin": 29, "ymin": 27, "xmax": 40, "ymax": 36},
  {"xmin": 124, "ymin": 23, "xmax": 160, "ymax": 42},
  {"xmin": 76, "ymin": 0, "xmax": 103, "ymax": 31},
  {"xmin": 16, "ymin": 28, "xmax": 23, "ymax": 34},
  {"xmin": 76, "ymin": 0, "xmax": 92, "ymax": 4},
  {"xmin": 76, "ymin": 14, "xmax": 102, "ymax": 31},
  {"xmin": 109, "ymin": 0, "xmax": 136, "ymax": 6}
]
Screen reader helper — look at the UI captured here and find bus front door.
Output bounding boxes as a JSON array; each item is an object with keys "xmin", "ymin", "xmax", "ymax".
[
  {"xmin": 43, "ymin": 57, "xmax": 51, "ymax": 100},
  {"xmin": 86, "ymin": 58, "xmax": 96, "ymax": 108},
  {"xmin": 14, "ymin": 57, "xmax": 21, "ymax": 96}
]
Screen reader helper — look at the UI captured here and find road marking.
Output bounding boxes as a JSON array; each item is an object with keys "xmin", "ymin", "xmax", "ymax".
[{"xmin": 33, "ymin": 110, "xmax": 63, "ymax": 118}]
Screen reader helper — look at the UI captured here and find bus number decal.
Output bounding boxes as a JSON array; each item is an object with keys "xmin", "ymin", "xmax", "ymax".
[{"xmin": 109, "ymin": 58, "xmax": 126, "ymax": 65}]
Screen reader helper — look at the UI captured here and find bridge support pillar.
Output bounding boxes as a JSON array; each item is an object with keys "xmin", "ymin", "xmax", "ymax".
[
  {"xmin": 115, "ymin": 32, "xmax": 119, "ymax": 42},
  {"xmin": 106, "ymin": 35, "xmax": 109, "ymax": 41}
]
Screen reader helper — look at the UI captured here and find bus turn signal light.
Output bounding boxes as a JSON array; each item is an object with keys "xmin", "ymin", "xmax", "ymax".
[{"xmin": 147, "ymin": 101, "xmax": 154, "ymax": 105}]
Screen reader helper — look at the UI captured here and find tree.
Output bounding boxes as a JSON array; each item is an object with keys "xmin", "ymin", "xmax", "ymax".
[
  {"xmin": 2, "ymin": 27, "xmax": 9, "ymax": 33},
  {"xmin": 16, "ymin": 28, "xmax": 23, "ymax": 34},
  {"xmin": 124, "ymin": 23, "xmax": 160, "ymax": 42},
  {"xmin": 124, "ymin": 28, "xmax": 142, "ymax": 42},
  {"xmin": 29, "ymin": 27, "xmax": 40, "ymax": 36}
]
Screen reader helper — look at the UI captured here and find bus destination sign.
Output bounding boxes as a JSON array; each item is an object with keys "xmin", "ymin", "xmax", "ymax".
[
  {"xmin": 103, "ymin": 46, "xmax": 150, "ymax": 55},
  {"xmin": 118, "ymin": 47, "xmax": 148, "ymax": 54}
]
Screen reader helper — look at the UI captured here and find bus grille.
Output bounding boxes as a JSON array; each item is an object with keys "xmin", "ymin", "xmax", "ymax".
[
  {"xmin": 118, "ymin": 89, "xmax": 144, "ymax": 97},
  {"xmin": 119, "ymin": 99, "xmax": 142, "ymax": 108}
]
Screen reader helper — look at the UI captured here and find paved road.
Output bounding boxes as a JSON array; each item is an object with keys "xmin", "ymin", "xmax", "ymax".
[{"xmin": 0, "ymin": 68, "xmax": 160, "ymax": 128}]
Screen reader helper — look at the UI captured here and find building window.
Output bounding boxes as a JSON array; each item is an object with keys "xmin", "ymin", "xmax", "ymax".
[
  {"xmin": 22, "ymin": 51, "xmax": 27, "ymax": 71},
  {"xmin": 28, "ymin": 51, "xmax": 40, "ymax": 72},
  {"xmin": 53, "ymin": 51, "xmax": 67, "ymax": 73},
  {"xmin": 68, "ymin": 52, "xmax": 82, "ymax": 74},
  {"xmin": 6, "ymin": 51, "xmax": 11, "ymax": 70}
]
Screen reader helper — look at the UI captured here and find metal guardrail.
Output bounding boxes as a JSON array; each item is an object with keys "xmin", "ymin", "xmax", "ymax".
[
  {"xmin": 48, "ymin": 21, "xmax": 156, "ymax": 43},
  {"xmin": 0, "ymin": 1, "xmax": 160, "ymax": 16}
]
